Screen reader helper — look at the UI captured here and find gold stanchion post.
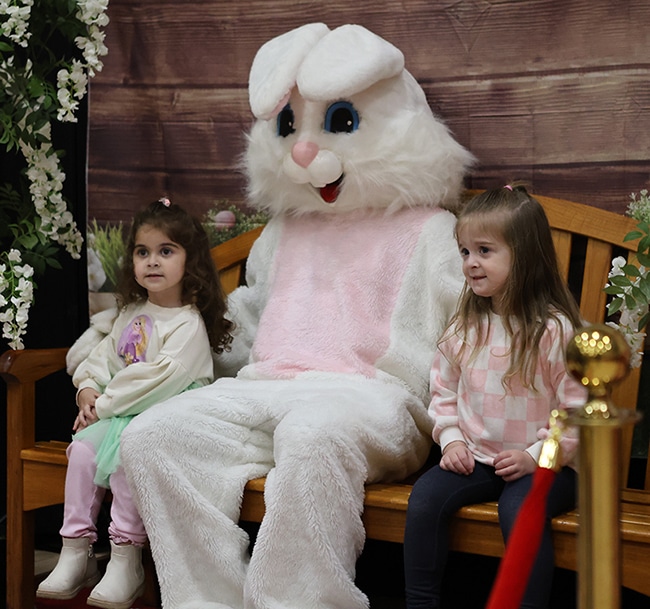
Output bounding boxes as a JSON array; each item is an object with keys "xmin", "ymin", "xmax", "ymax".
[{"xmin": 565, "ymin": 324, "xmax": 638, "ymax": 609}]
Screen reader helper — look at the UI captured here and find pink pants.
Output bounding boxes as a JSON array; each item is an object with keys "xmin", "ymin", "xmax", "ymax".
[{"xmin": 60, "ymin": 439, "xmax": 147, "ymax": 545}]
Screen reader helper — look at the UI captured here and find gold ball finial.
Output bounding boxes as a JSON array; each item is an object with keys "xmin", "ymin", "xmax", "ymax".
[{"xmin": 565, "ymin": 324, "xmax": 630, "ymax": 396}]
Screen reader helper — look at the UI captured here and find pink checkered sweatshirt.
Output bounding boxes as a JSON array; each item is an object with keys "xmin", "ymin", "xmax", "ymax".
[{"xmin": 430, "ymin": 313, "xmax": 587, "ymax": 467}]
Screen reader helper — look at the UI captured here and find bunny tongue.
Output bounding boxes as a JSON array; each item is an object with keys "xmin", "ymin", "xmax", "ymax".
[{"xmin": 320, "ymin": 176, "xmax": 342, "ymax": 204}]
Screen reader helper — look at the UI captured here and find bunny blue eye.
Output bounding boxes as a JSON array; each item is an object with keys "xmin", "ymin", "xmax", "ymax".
[
  {"xmin": 276, "ymin": 104, "xmax": 295, "ymax": 137},
  {"xmin": 324, "ymin": 101, "xmax": 359, "ymax": 134}
]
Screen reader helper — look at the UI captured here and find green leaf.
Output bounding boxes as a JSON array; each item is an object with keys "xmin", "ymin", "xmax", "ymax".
[
  {"xmin": 631, "ymin": 285, "xmax": 646, "ymax": 301},
  {"xmin": 639, "ymin": 235, "xmax": 650, "ymax": 253},
  {"xmin": 625, "ymin": 293, "xmax": 638, "ymax": 309},
  {"xmin": 623, "ymin": 264, "xmax": 641, "ymax": 277},
  {"xmin": 638, "ymin": 220, "xmax": 650, "ymax": 234},
  {"xmin": 45, "ymin": 258, "xmax": 63, "ymax": 270},
  {"xmin": 609, "ymin": 275, "xmax": 633, "ymax": 287},
  {"xmin": 17, "ymin": 234, "xmax": 39, "ymax": 250},
  {"xmin": 624, "ymin": 230, "xmax": 643, "ymax": 242},
  {"xmin": 27, "ymin": 78, "xmax": 45, "ymax": 98},
  {"xmin": 603, "ymin": 285, "xmax": 624, "ymax": 295},
  {"xmin": 607, "ymin": 298, "xmax": 623, "ymax": 315},
  {"xmin": 639, "ymin": 277, "xmax": 650, "ymax": 301},
  {"xmin": 41, "ymin": 246, "xmax": 60, "ymax": 257},
  {"xmin": 639, "ymin": 312, "xmax": 650, "ymax": 331}
]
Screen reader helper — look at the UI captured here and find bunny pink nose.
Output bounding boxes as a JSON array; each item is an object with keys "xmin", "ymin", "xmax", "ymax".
[{"xmin": 291, "ymin": 141, "xmax": 319, "ymax": 168}]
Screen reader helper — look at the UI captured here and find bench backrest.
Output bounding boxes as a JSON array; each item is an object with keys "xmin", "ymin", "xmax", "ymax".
[
  {"xmin": 210, "ymin": 225, "xmax": 264, "ymax": 294},
  {"xmin": 211, "ymin": 197, "xmax": 647, "ymax": 491},
  {"xmin": 533, "ymin": 195, "xmax": 643, "ymax": 489}
]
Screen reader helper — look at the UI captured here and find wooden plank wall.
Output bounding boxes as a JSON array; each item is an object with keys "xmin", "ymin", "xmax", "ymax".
[{"xmin": 87, "ymin": 0, "xmax": 650, "ymax": 225}]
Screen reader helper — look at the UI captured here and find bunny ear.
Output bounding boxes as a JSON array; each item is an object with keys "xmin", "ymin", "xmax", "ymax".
[
  {"xmin": 249, "ymin": 22, "xmax": 330, "ymax": 120},
  {"xmin": 297, "ymin": 24, "xmax": 405, "ymax": 101}
]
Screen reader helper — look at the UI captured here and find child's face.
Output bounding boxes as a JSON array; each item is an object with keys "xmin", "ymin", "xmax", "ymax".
[
  {"xmin": 133, "ymin": 225, "xmax": 187, "ymax": 307},
  {"xmin": 457, "ymin": 223, "xmax": 512, "ymax": 313}
]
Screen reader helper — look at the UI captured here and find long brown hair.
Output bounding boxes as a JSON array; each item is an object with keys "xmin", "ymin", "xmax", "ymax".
[
  {"xmin": 116, "ymin": 199, "xmax": 233, "ymax": 353},
  {"xmin": 444, "ymin": 185, "xmax": 582, "ymax": 389}
]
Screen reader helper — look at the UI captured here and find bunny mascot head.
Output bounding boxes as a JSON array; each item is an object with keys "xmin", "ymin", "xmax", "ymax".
[
  {"xmin": 119, "ymin": 23, "xmax": 475, "ymax": 609},
  {"xmin": 245, "ymin": 22, "xmax": 473, "ymax": 215}
]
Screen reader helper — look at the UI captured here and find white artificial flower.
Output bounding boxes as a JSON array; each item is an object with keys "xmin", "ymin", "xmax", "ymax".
[
  {"xmin": 10, "ymin": 335, "xmax": 24, "ymax": 350},
  {"xmin": 75, "ymin": 1, "xmax": 109, "ymax": 76},
  {"xmin": 17, "ymin": 276, "xmax": 33, "ymax": 298},
  {"xmin": 69, "ymin": 61, "xmax": 89, "ymax": 98},
  {"xmin": 608, "ymin": 256, "xmax": 627, "ymax": 277},
  {"xmin": 606, "ymin": 253, "xmax": 649, "ymax": 369},
  {"xmin": 13, "ymin": 304, "xmax": 29, "ymax": 326},
  {"xmin": 14, "ymin": 264, "xmax": 33, "ymax": 278},
  {"xmin": 76, "ymin": 0, "xmax": 109, "ymax": 24},
  {"xmin": 0, "ymin": 0, "xmax": 33, "ymax": 46}
]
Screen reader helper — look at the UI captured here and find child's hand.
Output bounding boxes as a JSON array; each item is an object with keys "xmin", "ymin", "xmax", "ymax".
[
  {"xmin": 493, "ymin": 449, "xmax": 537, "ymax": 482},
  {"xmin": 74, "ymin": 388, "xmax": 100, "ymax": 432},
  {"xmin": 73, "ymin": 407, "xmax": 98, "ymax": 432},
  {"xmin": 440, "ymin": 441, "xmax": 475, "ymax": 475}
]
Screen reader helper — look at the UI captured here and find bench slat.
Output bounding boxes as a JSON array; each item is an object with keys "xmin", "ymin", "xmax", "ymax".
[
  {"xmin": 550, "ymin": 229, "xmax": 572, "ymax": 282},
  {"xmin": 580, "ymin": 238, "xmax": 613, "ymax": 324}
]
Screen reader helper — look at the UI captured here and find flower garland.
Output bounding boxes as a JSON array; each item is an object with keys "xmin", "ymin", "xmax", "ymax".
[
  {"xmin": 605, "ymin": 189, "xmax": 650, "ymax": 368},
  {"xmin": 0, "ymin": 0, "xmax": 109, "ymax": 348},
  {"xmin": 0, "ymin": 248, "xmax": 33, "ymax": 346}
]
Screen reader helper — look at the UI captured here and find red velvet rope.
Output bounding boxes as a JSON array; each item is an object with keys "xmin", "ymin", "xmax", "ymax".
[{"xmin": 485, "ymin": 466, "xmax": 556, "ymax": 609}]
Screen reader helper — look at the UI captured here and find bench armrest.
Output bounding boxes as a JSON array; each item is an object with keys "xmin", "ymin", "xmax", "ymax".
[
  {"xmin": 1, "ymin": 347, "xmax": 70, "ymax": 456},
  {"xmin": 1, "ymin": 347, "xmax": 69, "ymax": 384}
]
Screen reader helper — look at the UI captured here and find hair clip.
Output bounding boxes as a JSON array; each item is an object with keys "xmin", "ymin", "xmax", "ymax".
[
  {"xmin": 159, "ymin": 197, "xmax": 171, "ymax": 207},
  {"xmin": 503, "ymin": 185, "xmax": 513, "ymax": 191}
]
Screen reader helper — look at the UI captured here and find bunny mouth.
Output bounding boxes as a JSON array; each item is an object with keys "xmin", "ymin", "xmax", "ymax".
[{"xmin": 319, "ymin": 175, "xmax": 343, "ymax": 204}]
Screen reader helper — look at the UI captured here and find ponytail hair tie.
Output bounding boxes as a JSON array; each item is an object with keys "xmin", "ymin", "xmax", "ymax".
[
  {"xmin": 503, "ymin": 185, "xmax": 513, "ymax": 191},
  {"xmin": 159, "ymin": 197, "xmax": 171, "ymax": 207}
]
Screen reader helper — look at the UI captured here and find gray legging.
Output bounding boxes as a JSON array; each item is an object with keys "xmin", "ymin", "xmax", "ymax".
[{"xmin": 403, "ymin": 462, "xmax": 577, "ymax": 609}]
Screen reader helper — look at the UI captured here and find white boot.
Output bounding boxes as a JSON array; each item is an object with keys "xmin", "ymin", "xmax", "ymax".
[
  {"xmin": 86, "ymin": 540, "xmax": 145, "ymax": 609},
  {"xmin": 36, "ymin": 537, "xmax": 101, "ymax": 600}
]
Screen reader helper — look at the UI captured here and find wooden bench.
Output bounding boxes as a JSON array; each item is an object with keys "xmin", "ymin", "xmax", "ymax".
[{"xmin": 3, "ymin": 196, "xmax": 650, "ymax": 609}]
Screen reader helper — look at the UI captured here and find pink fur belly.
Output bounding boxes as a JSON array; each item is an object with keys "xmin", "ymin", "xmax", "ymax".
[{"xmin": 251, "ymin": 207, "xmax": 440, "ymax": 378}]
